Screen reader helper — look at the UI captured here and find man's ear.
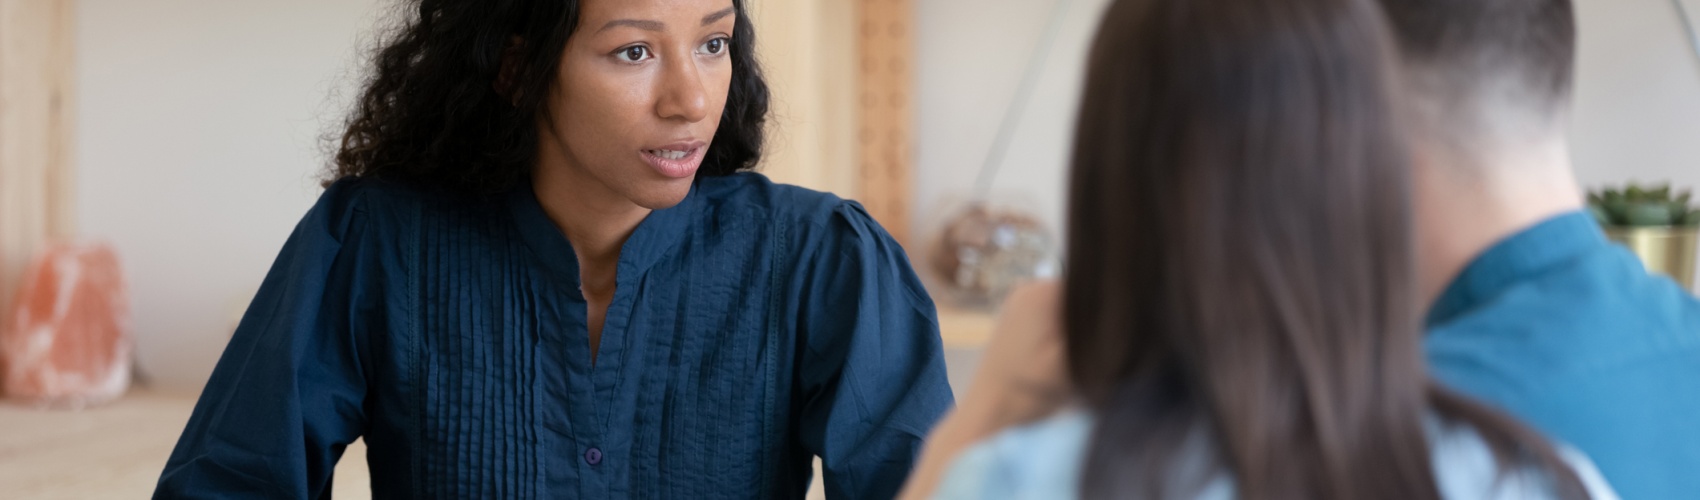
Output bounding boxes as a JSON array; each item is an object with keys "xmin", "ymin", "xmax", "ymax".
[{"xmin": 494, "ymin": 36, "xmax": 525, "ymax": 105}]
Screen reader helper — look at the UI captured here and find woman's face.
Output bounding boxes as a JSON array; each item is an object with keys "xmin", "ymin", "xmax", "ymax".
[{"xmin": 543, "ymin": 0, "xmax": 737, "ymax": 209}]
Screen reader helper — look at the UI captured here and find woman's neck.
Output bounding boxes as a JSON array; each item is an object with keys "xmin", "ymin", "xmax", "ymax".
[{"xmin": 531, "ymin": 160, "xmax": 651, "ymax": 297}]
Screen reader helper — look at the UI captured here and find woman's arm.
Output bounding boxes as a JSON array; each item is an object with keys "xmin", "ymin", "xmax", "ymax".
[
  {"xmin": 154, "ymin": 181, "xmax": 374, "ymax": 499},
  {"xmin": 899, "ymin": 281, "xmax": 1072, "ymax": 500},
  {"xmin": 792, "ymin": 202, "xmax": 956, "ymax": 500}
]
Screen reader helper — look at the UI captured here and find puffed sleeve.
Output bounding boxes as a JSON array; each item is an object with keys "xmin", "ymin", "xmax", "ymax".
[
  {"xmin": 792, "ymin": 201, "xmax": 955, "ymax": 500},
  {"xmin": 155, "ymin": 180, "xmax": 377, "ymax": 499}
]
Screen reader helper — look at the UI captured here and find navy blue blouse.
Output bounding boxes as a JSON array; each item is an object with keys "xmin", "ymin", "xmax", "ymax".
[{"xmin": 154, "ymin": 173, "xmax": 955, "ymax": 499}]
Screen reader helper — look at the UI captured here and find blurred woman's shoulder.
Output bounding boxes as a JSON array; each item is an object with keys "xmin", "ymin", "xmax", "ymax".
[
  {"xmin": 932, "ymin": 411, "xmax": 1618, "ymax": 500},
  {"xmin": 931, "ymin": 410, "xmax": 1100, "ymax": 500},
  {"xmin": 1427, "ymin": 417, "xmax": 1620, "ymax": 500}
]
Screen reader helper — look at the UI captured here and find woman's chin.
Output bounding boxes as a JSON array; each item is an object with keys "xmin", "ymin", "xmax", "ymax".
[{"xmin": 629, "ymin": 180, "xmax": 695, "ymax": 210}]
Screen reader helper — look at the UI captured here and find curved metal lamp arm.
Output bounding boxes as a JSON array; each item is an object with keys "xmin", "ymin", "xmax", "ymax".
[
  {"xmin": 1673, "ymin": 0, "xmax": 1700, "ymax": 69},
  {"xmin": 971, "ymin": 0, "xmax": 1075, "ymax": 201}
]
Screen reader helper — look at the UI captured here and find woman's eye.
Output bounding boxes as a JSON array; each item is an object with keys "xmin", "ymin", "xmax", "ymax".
[
  {"xmin": 616, "ymin": 46, "xmax": 651, "ymax": 63},
  {"xmin": 698, "ymin": 37, "xmax": 729, "ymax": 55}
]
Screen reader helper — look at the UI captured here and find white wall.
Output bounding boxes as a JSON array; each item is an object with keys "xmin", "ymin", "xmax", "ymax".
[
  {"xmin": 1573, "ymin": 0, "xmax": 1700, "ymax": 287},
  {"xmin": 915, "ymin": 0, "xmax": 1700, "ymax": 287},
  {"xmin": 913, "ymin": 0, "xmax": 1109, "ymax": 281},
  {"xmin": 78, "ymin": 0, "xmax": 385, "ymax": 391},
  {"xmin": 1572, "ymin": 0, "xmax": 1700, "ymax": 195}
]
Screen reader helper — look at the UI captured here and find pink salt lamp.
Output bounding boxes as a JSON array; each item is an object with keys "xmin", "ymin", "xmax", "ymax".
[{"xmin": 1, "ymin": 243, "xmax": 131, "ymax": 408}]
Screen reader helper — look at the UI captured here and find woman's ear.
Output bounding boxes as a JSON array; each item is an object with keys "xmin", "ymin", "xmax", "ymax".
[{"xmin": 494, "ymin": 36, "xmax": 525, "ymax": 106}]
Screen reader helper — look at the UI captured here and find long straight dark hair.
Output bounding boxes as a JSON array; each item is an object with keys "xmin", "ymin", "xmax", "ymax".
[{"xmin": 1063, "ymin": 0, "xmax": 1589, "ymax": 498}]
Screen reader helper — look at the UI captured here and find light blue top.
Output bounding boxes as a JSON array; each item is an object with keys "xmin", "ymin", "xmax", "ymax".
[
  {"xmin": 933, "ymin": 410, "xmax": 1618, "ymax": 500},
  {"xmin": 1426, "ymin": 211, "xmax": 1700, "ymax": 499}
]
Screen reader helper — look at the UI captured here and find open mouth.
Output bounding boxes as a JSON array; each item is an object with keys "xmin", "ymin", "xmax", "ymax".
[
  {"xmin": 645, "ymin": 148, "xmax": 692, "ymax": 160},
  {"xmin": 640, "ymin": 142, "xmax": 708, "ymax": 179}
]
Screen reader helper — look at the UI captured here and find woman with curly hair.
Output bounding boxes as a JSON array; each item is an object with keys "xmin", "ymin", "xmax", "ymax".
[{"xmin": 153, "ymin": 1, "xmax": 953, "ymax": 498}]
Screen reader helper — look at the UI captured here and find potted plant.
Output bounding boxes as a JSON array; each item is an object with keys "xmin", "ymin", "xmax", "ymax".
[{"xmin": 1588, "ymin": 183, "xmax": 1700, "ymax": 291}]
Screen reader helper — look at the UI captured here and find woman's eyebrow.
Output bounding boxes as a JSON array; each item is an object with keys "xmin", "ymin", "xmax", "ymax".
[
  {"xmin": 598, "ymin": 19, "xmax": 665, "ymax": 33},
  {"xmin": 702, "ymin": 7, "xmax": 736, "ymax": 26},
  {"xmin": 596, "ymin": 7, "xmax": 735, "ymax": 34}
]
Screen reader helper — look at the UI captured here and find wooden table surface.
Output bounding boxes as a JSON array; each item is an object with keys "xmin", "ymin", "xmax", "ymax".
[{"xmin": 0, "ymin": 391, "xmax": 369, "ymax": 499}]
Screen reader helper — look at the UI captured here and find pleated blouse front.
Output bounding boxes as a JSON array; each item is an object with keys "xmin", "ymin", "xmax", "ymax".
[{"xmin": 154, "ymin": 173, "xmax": 955, "ymax": 499}]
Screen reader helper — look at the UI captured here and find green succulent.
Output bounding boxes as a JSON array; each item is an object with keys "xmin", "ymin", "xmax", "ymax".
[{"xmin": 1588, "ymin": 183, "xmax": 1700, "ymax": 227}]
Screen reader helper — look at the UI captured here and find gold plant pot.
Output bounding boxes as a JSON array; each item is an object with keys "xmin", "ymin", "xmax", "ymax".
[{"xmin": 1605, "ymin": 226, "xmax": 1699, "ymax": 292}]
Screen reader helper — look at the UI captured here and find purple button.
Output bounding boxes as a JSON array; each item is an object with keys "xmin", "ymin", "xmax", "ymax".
[{"xmin": 584, "ymin": 447, "xmax": 603, "ymax": 466}]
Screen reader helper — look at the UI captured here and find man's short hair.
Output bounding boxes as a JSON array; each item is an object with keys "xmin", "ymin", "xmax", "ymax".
[{"xmin": 1379, "ymin": 0, "xmax": 1576, "ymax": 130}]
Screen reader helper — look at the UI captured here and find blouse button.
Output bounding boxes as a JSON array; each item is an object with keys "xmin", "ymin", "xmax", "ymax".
[{"xmin": 584, "ymin": 447, "xmax": 603, "ymax": 466}]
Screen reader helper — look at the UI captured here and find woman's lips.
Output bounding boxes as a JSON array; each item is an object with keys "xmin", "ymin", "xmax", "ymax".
[{"xmin": 641, "ymin": 142, "xmax": 707, "ymax": 179}]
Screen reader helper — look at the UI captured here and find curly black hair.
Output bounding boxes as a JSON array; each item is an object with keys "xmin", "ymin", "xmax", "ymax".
[{"xmin": 330, "ymin": 0, "xmax": 769, "ymax": 193}]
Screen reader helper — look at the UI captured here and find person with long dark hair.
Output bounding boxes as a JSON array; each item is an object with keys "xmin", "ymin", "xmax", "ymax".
[
  {"xmin": 900, "ymin": 0, "xmax": 1618, "ymax": 498},
  {"xmin": 153, "ymin": 1, "xmax": 952, "ymax": 498}
]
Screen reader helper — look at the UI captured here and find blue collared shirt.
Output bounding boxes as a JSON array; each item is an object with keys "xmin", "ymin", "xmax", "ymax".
[
  {"xmin": 155, "ymin": 173, "xmax": 954, "ymax": 499},
  {"xmin": 1427, "ymin": 211, "xmax": 1700, "ymax": 499}
]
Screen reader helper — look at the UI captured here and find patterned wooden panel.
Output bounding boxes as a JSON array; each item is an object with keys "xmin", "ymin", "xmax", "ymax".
[
  {"xmin": 857, "ymin": 0, "xmax": 913, "ymax": 245},
  {"xmin": 744, "ymin": 0, "xmax": 858, "ymax": 199},
  {"xmin": 0, "ymin": 0, "xmax": 77, "ymax": 333}
]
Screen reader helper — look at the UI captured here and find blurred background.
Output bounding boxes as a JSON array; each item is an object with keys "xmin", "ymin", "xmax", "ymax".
[{"xmin": 1, "ymin": 0, "xmax": 1697, "ymax": 497}]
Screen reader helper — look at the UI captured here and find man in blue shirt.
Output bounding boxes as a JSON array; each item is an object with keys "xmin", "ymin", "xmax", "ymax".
[{"xmin": 1377, "ymin": 1, "xmax": 1700, "ymax": 497}]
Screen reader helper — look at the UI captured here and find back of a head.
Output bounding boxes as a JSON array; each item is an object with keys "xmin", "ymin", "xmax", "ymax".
[
  {"xmin": 1062, "ymin": 0, "xmax": 1587, "ymax": 498},
  {"xmin": 1378, "ymin": 0, "xmax": 1576, "ymax": 158}
]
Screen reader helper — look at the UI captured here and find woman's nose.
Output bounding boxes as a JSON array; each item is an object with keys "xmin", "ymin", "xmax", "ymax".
[{"xmin": 656, "ymin": 56, "xmax": 710, "ymax": 123}]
